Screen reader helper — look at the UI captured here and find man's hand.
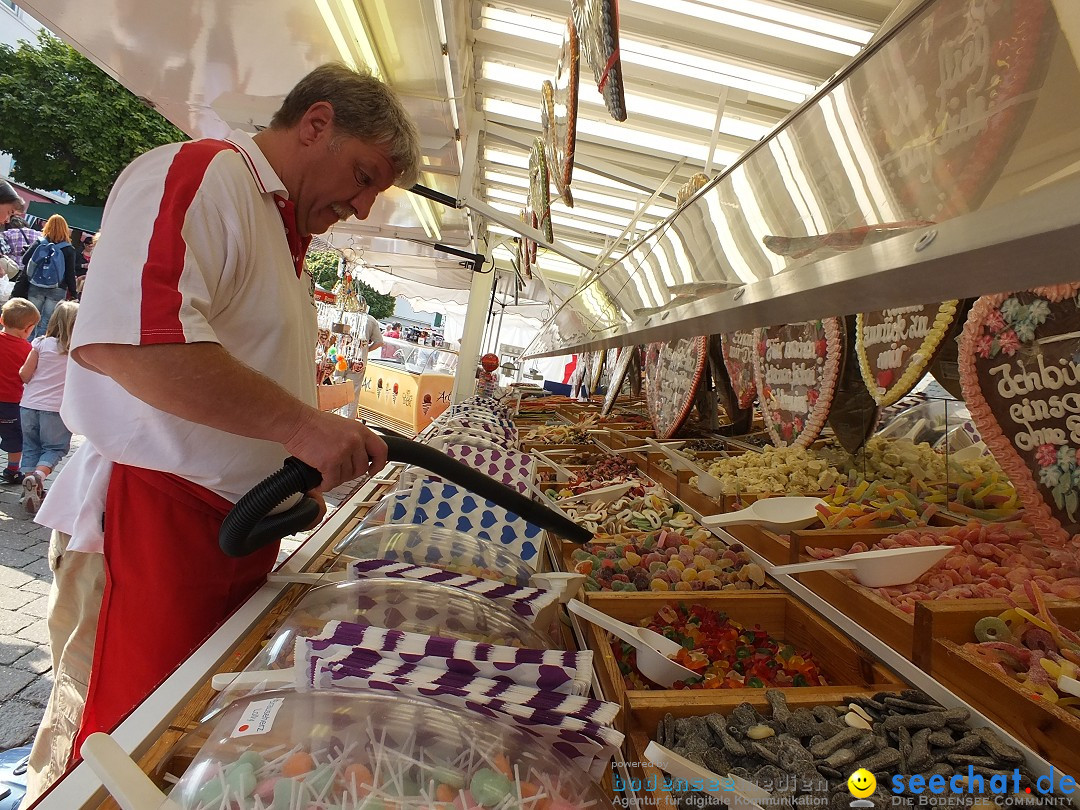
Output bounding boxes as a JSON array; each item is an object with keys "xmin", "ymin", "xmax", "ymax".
[{"xmin": 282, "ymin": 408, "xmax": 388, "ymax": 492}]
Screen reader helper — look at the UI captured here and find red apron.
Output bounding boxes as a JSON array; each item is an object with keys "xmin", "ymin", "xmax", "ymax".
[{"xmin": 74, "ymin": 464, "xmax": 278, "ymax": 758}]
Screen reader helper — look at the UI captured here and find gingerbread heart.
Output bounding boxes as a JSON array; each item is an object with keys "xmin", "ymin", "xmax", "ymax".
[
  {"xmin": 753, "ymin": 318, "xmax": 842, "ymax": 448},
  {"xmin": 830, "ymin": 315, "xmax": 881, "ymax": 453},
  {"xmin": 601, "ymin": 346, "xmax": 637, "ymax": 416},
  {"xmin": 959, "ymin": 284, "xmax": 1080, "ymax": 544},
  {"xmin": 721, "ymin": 330, "xmax": 757, "ymax": 409},
  {"xmin": 644, "ymin": 337, "xmax": 707, "ymax": 439},
  {"xmin": 856, "ymin": 301, "xmax": 960, "ymax": 406}
]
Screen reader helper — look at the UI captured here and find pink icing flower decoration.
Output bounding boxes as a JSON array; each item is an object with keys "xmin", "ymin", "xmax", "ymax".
[
  {"xmin": 974, "ymin": 334, "xmax": 995, "ymax": 359},
  {"xmin": 807, "ymin": 388, "xmax": 820, "ymax": 406},
  {"xmin": 998, "ymin": 330, "xmax": 1020, "ymax": 356},
  {"xmin": 1036, "ymin": 443, "xmax": 1058, "ymax": 467},
  {"xmin": 985, "ymin": 309, "xmax": 1007, "ymax": 333}
]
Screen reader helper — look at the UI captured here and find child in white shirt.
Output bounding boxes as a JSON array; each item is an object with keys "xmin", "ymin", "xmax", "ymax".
[{"xmin": 19, "ymin": 300, "xmax": 78, "ymax": 513}]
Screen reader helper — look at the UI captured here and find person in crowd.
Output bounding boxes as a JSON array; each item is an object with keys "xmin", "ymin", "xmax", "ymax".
[
  {"xmin": 343, "ymin": 296, "xmax": 383, "ymax": 419},
  {"xmin": 0, "ymin": 180, "xmax": 22, "ymax": 227},
  {"xmin": 380, "ymin": 320, "xmax": 400, "ymax": 358},
  {"xmin": 21, "ymin": 214, "xmax": 78, "ymax": 339},
  {"xmin": 76, "ymin": 233, "xmax": 98, "ymax": 298},
  {"xmin": 0, "ymin": 298, "xmax": 40, "ymax": 485},
  {"xmin": 1, "ymin": 189, "xmax": 39, "ymax": 262},
  {"xmin": 19, "ymin": 301, "xmax": 78, "ymax": 513},
  {"xmin": 24, "ymin": 62, "xmax": 421, "ymax": 802},
  {"xmin": 74, "ymin": 231, "xmax": 95, "ymax": 278}
]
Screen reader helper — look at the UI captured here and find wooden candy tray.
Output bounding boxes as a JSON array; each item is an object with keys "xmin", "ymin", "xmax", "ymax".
[
  {"xmin": 678, "ymin": 485, "xmax": 966, "ymax": 565},
  {"xmin": 913, "ymin": 599, "xmax": 1080, "ymax": 777},
  {"xmin": 580, "ymin": 592, "xmax": 901, "ymax": 733},
  {"xmin": 621, "ymin": 689, "xmax": 904, "ymax": 810}
]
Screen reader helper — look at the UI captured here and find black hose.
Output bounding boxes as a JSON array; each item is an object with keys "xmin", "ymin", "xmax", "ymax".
[
  {"xmin": 219, "ymin": 457, "xmax": 323, "ymax": 557},
  {"xmin": 219, "ymin": 434, "xmax": 593, "ymax": 557},
  {"xmin": 380, "ymin": 435, "xmax": 591, "ymax": 544}
]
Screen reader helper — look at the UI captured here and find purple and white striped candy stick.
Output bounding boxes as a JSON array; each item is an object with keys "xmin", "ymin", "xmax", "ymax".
[
  {"xmin": 298, "ymin": 646, "xmax": 616, "ymax": 725},
  {"xmin": 347, "ymin": 560, "xmax": 557, "ymax": 624},
  {"xmin": 305, "ymin": 621, "xmax": 591, "ymax": 692}
]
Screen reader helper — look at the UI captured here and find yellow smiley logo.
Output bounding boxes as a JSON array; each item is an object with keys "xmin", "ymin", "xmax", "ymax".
[{"xmin": 848, "ymin": 769, "xmax": 877, "ymax": 799}]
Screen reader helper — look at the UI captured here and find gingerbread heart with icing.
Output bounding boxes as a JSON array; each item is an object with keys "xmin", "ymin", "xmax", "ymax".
[
  {"xmin": 856, "ymin": 301, "xmax": 960, "ymax": 406},
  {"xmin": 959, "ymin": 284, "xmax": 1080, "ymax": 544},
  {"xmin": 644, "ymin": 337, "xmax": 707, "ymax": 439},
  {"xmin": 721, "ymin": 330, "xmax": 758, "ymax": 409},
  {"xmin": 753, "ymin": 318, "xmax": 842, "ymax": 448}
]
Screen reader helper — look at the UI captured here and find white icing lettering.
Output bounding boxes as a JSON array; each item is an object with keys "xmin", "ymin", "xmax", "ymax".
[
  {"xmin": 876, "ymin": 346, "xmax": 909, "ymax": 371},
  {"xmin": 1069, "ymin": 414, "xmax": 1080, "ymax": 445},
  {"xmin": 991, "ymin": 356, "xmax": 1080, "ymax": 398},
  {"xmin": 1014, "ymin": 427, "xmax": 1067, "ymax": 452},
  {"xmin": 783, "ymin": 340, "xmax": 815, "ymax": 360}
]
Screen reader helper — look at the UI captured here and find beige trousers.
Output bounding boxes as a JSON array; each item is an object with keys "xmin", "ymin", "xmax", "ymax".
[{"xmin": 22, "ymin": 531, "xmax": 105, "ymax": 807}]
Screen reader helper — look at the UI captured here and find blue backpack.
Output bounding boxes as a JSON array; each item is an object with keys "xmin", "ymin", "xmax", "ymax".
[{"xmin": 26, "ymin": 240, "xmax": 68, "ymax": 289}]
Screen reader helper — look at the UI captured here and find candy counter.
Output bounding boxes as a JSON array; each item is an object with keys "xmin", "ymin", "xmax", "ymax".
[
  {"xmin": 37, "ymin": 389, "xmax": 1080, "ymax": 810},
  {"xmin": 539, "ymin": 387, "xmax": 1080, "ymax": 794}
]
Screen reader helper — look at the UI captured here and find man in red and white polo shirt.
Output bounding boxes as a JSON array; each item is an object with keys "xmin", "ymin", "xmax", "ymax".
[{"xmin": 25, "ymin": 63, "xmax": 421, "ymax": 803}]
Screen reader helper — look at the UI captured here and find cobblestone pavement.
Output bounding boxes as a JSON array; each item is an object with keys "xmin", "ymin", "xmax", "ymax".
[
  {"xmin": 0, "ymin": 435, "xmax": 363, "ymax": 751},
  {"xmin": 0, "ymin": 435, "xmax": 78, "ymax": 751}
]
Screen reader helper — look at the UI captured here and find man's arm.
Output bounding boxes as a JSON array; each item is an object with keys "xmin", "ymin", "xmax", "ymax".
[
  {"xmin": 368, "ymin": 319, "xmax": 384, "ymax": 351},
  {"xmin": 74, "ymin": 341, "xmax": 387, "ymax": 491}
]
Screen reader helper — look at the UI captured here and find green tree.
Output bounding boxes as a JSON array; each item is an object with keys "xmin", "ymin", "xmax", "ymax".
[
  {"xmin": 305, "ymin": 249, "xmax": 396, "ymax": 320},
  {"xmin": 305, "ymin": 250, "xmax": 341, "ymax": 289},
  {"xmin": 0, "ymin": 31, "xmax": 187, "ymax": 205}
]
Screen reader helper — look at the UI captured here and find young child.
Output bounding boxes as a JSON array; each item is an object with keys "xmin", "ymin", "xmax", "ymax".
[
  {"xmin": 0, "ymin": 298, "xmax": 40, "ymax": 484},
  {"xmin": 19, "ymin": 301, "xmax": 78, "ymax": 512}
]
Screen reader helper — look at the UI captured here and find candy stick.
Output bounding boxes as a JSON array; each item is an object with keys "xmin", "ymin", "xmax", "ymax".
[{"xmin": 264, "ymin": 743, "xmax": 304, "ymax": 774}]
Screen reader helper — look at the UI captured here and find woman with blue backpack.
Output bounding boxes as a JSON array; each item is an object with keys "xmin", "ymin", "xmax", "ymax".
[{"xmin": 20, "ymin": 215, "xmax": 78, "ymax": 339}]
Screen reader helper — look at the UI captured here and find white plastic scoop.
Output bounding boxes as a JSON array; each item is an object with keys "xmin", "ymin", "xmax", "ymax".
[
  {"xmin": 1058, "ymin": 674, "xmax": 1080, "ymax": 698},
  {"xmin": 567, "ymin": 599, "xmax": 697, "ymax": 687},
  {"xmin": 700, "ymin": 496, "xmax": 826, "ymax": 532},
  {"xmin": 533, "ymin": 450, "xmax": 574, "ymax": 482},
  {"xmin": 769, "ymin": 545, "xmax": 955, "ymax": 588},
  {"xmin": 644, "ymin": 741, "xmax": 768, "ymax": 810},
  {"xmin": 646, "ymin": 439, "xmax": 726, "ymax": 498},
  {"xmin": 557, "ymin": 481, "xmax": 635, "ymax": 505},
  {"xmin": 211, "ymin": 668, "xmax": 295, "ymax": 691},
  {"xmin": 82, "ymin": 732, "xmax": 183, "ymax": 810}
]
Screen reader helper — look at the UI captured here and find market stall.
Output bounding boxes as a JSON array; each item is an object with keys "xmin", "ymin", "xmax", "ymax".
[{"xmin": 13, "ymin": 0, "xmax": 1080, "ymax": 807}]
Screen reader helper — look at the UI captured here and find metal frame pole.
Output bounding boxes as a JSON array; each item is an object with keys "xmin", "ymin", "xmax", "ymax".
[{"xmin": 451, "ymin": 252, "xmax": 496, "ymax": 403}]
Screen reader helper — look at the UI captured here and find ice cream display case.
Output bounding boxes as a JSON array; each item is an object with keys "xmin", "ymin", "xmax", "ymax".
[{"xmin": 359, "ymin": 340, "xmax": 458, "ymax": 435}]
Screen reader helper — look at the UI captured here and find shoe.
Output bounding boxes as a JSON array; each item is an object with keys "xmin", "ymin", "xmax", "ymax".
[
  {"xmin": 20, "ymin": 474, "xmax": 42, "ymax": 514},
  {"xmin": 1, "ymin": 468, "xmax": 23, "ymax": 485}
]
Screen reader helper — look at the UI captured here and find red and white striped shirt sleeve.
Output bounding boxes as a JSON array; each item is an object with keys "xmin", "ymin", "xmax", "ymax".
[{"xmin": 72, "ymin": 139, "xmax": 245, "ymax": 351}]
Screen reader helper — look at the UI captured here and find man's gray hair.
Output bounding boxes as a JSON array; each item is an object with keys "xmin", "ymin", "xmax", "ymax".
[{"xmin": 271, "ymin": 63, "xmax": 423, "ymax": 188}]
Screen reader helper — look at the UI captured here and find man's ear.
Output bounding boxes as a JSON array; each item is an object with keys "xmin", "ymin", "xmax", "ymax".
[{"xmin": 298, "ymin": 101, "xmax": 336, "ymax": 146}]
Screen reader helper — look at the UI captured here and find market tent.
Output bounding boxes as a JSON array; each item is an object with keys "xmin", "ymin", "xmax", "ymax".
[{"xmin": 25, "ymin": 202, "xmax": 103, "ymax": 233}]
